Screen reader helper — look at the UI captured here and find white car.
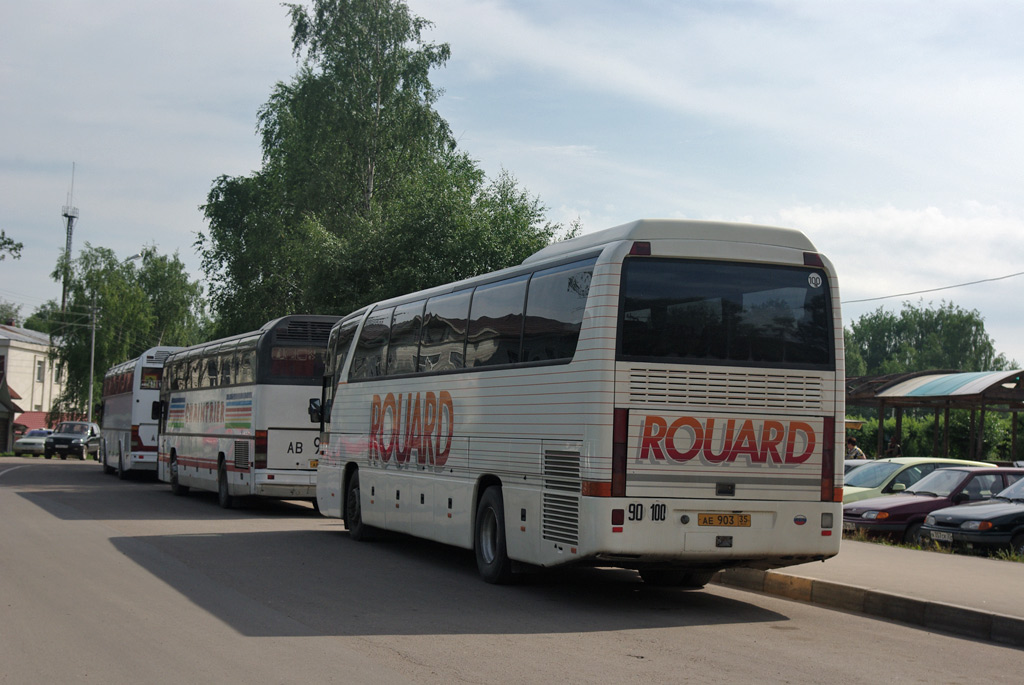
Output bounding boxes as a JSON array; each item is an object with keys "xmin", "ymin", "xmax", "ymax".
[{"xmin": 13, "ymin": 428, "xmax": 53, "ymax": 456}]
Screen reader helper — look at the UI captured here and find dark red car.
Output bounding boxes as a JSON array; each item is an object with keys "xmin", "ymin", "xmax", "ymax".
[{"xmin": 842, "ymin": 467, "xmax": 1024, "ymax": 543}]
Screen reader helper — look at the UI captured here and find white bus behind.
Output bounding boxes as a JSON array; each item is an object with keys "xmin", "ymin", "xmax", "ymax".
[
  {"xmin": 100, "ymin": 347, "xmax": 182, "ymax": 477},
  {"xmin": 158, "ymin": 315, "xmax": 339, "ymax": 507}
]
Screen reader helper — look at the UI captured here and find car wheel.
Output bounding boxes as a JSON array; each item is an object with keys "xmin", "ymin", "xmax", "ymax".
[
  {"xmin": 903, "ymin": 522, "xmax": 923, "ymax": 545},
  {"xmin": 1011, "ymin": 533, "xmax": 1024, "ymax": 557}
]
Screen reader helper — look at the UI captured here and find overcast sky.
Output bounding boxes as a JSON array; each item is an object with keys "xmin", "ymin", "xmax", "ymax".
[{"xmin": 3, "ymin": 0, "xmax": 1024, "ymax": 364}]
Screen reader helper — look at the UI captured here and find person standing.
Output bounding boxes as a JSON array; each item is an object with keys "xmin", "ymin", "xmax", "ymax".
[{"xmin": 846, "ymin": 437, "xmax": 865, "ymax": 459}]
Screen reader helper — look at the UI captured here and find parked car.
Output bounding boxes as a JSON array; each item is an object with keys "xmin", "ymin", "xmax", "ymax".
[
  {"xmin": 843, "ymin": 466, "xmax": 1024, "ymax": 542},
  {"xmin": 921, "ymin": 477, "xmax": 1024, "ymax": 555},
  {"xmin": 844, "ymin": 458, "xmax": 870, "ymax": 474},
  {"xmin": 44, "ymin": 421, "xmax": 102, "ymax": 460},
  {"xmin": 13, "ymin": 428, "xmax": 53, "ymax": 456},
  {"xmin": 843, "ymin": 457, "xmax": 995, "ymax": 503}
]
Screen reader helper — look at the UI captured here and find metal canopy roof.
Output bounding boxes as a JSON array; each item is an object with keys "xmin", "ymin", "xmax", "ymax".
[
  {"xmin": 847, "ymin": 370, "xmax": 1024, "ymax": 461},
  {"xmin": 847, "ymin": 370, "xmax": 1024, "ymax": 411}
]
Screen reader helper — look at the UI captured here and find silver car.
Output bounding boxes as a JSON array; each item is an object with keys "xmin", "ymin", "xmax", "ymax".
[{"xmin": 13, "ymin": 428, "xmax": 52, "ymax": 456}]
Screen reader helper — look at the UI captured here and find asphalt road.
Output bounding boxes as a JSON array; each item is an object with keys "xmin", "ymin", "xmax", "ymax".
[{"xmin": 1, "ymin": 457, "xmax": 1020, "ymax": 684}]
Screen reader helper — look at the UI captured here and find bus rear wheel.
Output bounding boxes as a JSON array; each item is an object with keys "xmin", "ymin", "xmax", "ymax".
[
  {"xmin": 639, "ymin": 569, "xmax": 714, "ymax": 589},
  {"xmin": 475, "ymin": 486, "xmax": 513, "ymax": 584}
]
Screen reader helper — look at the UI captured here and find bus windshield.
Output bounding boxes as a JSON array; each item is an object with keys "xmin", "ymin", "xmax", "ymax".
[{"xmin": 619, "ymin": 258, "xmax": 832, "ymax": 369}]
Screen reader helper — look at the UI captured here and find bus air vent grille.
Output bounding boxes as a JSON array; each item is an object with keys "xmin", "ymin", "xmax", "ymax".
[
  {"xmin": 276, "ymin": 320, "xmax": 335, "ymax": 344},
  {"xmin": 542, "ymin": 450, "xmax": 580, "ymax": 545},
  {"xmin": 542, "ymin": 493, "xmax": 580, "ymax": 545},
  {"xmin": 628, "ymin": 368, "xmax": 822, "ymax": 411},
  {"xmin": 543, "ymin": 450, "xmax": 581, "ymax": 492},
  {"xmin": 233, "ymin": 441, "xmax": 249, "ymax": 470}
]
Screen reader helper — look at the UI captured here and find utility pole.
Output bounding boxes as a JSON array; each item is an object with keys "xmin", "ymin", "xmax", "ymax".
[
  {"xmin": 87, "ymin": 294, "xmax": 97, "ymax": 423},
  {"xmin": 61, "ymin": 163, "xmax": 80, "ymax": 314}
]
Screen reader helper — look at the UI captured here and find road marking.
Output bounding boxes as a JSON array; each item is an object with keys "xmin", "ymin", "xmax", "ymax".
[{"xmin": 0, "ymin": 465, "xmax": 30, "ymax": 480}]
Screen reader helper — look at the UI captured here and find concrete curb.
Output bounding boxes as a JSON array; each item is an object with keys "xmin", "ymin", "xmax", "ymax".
[{"xmin": 713, "ymin": 567, "xmax": 1024, "ymax": 649}]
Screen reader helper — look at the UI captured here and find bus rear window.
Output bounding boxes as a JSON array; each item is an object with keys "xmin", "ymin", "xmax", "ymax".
[
  {"xmin": 619, "ymin": 257, "xmax": 833, "ymax": 369},
  {"xmin": 269, "ymin": 346, "xmax": 327, "ymax": 381},
  {"xmin": 141, "ymin": 367, "xmax": 162, "ymax": 390}
]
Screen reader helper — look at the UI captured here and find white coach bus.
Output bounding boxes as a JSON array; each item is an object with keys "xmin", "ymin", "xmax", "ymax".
[
  {"xmin": 312, "ymin": 219, "xmax": 845, "ymax": 585},
  {"xmin": 100, "ymin": 347, "xmax": 182, "ymax": 477},
  {"xmin": 157, "ymin": 315, "xmax": 339, "ymax": 508}
]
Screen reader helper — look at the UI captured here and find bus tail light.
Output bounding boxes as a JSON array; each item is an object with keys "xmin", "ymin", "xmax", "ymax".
[
  {"xmin": 612, "ymin": 408, "xmax": 628, "ymax": 497},
  {"xmin": 629, "ymin": 241, "xmax": 651, "ymax": 256},
  {"xmin": 255, "ymin": 430, "xmax": 268, "ymax": 469},
  {"xmin": 130, "ymin": 425, "xmax": 143, "ymax": 452},
  {"xmin": 820, "ymin": 416, "xmax": 837, "ymax": 502}
]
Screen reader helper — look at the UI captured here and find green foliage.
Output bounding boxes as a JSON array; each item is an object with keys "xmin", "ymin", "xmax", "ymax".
[
  {"xmin": 845, "ymin": 300, "xmax": 1013, "ymax": 376},
  {"xmin": 41, "ymin": 244, "xmax": 206, "ymax": 419},
  {"xmin": 198, "ymin": 0, "xmax": 561, "ymax": 336},
  {"xmin": 845, "ymin": 410, "xmax": 1022, "ymax": 461},
  {"xmin": 1, "ymin": 229, "xmax": 23, "ymax": 261},
  {"xmin": 0, "ymin": 298, "xmax": 21, "ymax": 325}
]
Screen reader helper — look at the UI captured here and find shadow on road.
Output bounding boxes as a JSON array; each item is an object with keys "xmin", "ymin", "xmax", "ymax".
[{"xmin": 111, "ymin": 527, "xmax": 790, "ymax": 638}]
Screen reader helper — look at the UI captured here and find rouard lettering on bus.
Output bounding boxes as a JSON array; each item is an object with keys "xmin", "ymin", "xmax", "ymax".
[
  {"xmin": 637, "ymin": 414, "xmax": 817, "ymax": 465},
  {"xmin": 369, "ymin": 390, "xmax": 454, "ymax": 467}
]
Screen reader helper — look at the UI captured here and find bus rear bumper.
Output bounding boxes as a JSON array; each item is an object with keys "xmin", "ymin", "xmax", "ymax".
[
  {"xmin": 253, "ymin": 470, "xmax": 316, "ymax": 499},
  {"xmin": 557, "ymin": 497, "xmax": 842, "ymax": 571},
  {"xmin": 127, "ymin": 452, "xmax": 158, "ymax": 471}
]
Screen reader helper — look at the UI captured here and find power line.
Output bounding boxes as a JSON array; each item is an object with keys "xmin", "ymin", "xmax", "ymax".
[{"xmin": 842, "ymin": 270, "xmax": 1024, "ymax": 305}]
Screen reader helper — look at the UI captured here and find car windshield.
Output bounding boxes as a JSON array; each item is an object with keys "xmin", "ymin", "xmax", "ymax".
[
  {"xmin": 845, "ymin": 461, "xmax": 902, "ymax": 488},
  {"xmin": 55, "ymin": 423, "xmax": 88, "ymax": 434},
  {"xmin": 906, "ymin": 469, "xmax": 964, "ymax": 497},
  {"xmin": 996, "ymin": 478, "xmax": 1024, "ymax": 500},
  {"xmin": 25, "ymin": 429, "xmax": 49, "ymax": 437}
]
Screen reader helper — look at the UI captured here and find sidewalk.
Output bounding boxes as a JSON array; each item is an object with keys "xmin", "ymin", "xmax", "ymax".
[{"xmin": 714, "ymin": 539, "xmax": 1024, "ymax": 649}]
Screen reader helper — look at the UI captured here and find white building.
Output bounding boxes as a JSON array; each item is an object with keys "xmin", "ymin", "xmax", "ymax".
[{"xmin": 0, "ymin": 324, "xmax": 64, "ymax": 431}]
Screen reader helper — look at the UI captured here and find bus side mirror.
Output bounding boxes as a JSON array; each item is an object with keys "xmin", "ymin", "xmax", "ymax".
[
  {"xmin": 151, "ymin": 401, "xmax": 163, "ymax": 421},
  {"xmin": 308, "ymin": 398, "xmax": 322, "ymax": 424}
]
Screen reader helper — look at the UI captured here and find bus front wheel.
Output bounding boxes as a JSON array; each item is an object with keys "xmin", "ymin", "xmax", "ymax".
[
  {"xmin": 217, "ymin": 460, "xmax": 234, "ymax": 509},
  {"xmin": 345, "ymin": 471, "xmax": 372, "ymax": 541},
  {"xmin": 169, "ymin": 454, "xmax": 189, "ymax": 496},
  {"xmin": 475, "ymin": 486, "xmax": 513, "ymax": 584}
]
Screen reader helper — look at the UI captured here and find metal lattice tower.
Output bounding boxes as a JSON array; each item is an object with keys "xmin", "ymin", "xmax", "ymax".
[{"xmin": 60, "ymin": 164, "xmax": 79, "ymax": 314}]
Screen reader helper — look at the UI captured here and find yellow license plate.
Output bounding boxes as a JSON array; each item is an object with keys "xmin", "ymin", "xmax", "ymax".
[
  {"xmin": 698, "ymin": 513, "xmax": 751, "ymax": 527},
  {"xmin": 309, "ymin": 459, "xmax": 319, "ymax": 468}
]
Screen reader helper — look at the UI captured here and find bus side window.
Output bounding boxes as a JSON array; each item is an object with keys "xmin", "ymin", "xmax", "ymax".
[
  {"xmin": 418, "ymin": 290, "xmax": 471, "ymax": 373},
  {"xmin": 522, "ymin": 259, "xmax": 595, "ymax": 363},
  {"xmin": 238, "ymin": 349, "xmax": 255, "ymax": 384},
  {"xmin": 350, "ymin": 308, "xmax": 393, "ymax": 380},
  {"xmin": 220, "ymin": 353, "xmax": 232, "ymax": 387},
  {"xmin": 466, "ymin": 275, "xmax": 528, "ymax": 368},
  {"xmin": 387, "ymin": 301, "xmax": 424, "ymax": 376}
]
